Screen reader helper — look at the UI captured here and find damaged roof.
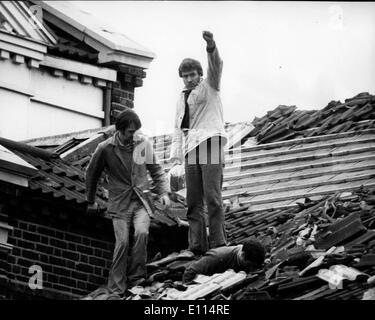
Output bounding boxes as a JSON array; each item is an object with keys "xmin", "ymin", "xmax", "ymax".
[
  {"xmin": 11, "ymin": 91, "xmax": 375, "ymax": 300},
  {"xmin": 0, "ymin": 136, "xmax": 103, "ymax": 205},
  {"xmin": 93, "ymin": 184, "xmax": 375, "ymax": 301},
  {"xmin": 0, "ymin": 135, "xmax": 180, "ymax": 227},
  {"xmin": 18, "ymin": 91, "xmax": 375, "ymax": 228},
  {"xmin": 223, "ymin": 128, "xmax": 375, "ymax": 212},
  {"xmin": 248, "ymin": 92, "xmax": 375, "ymax": 144}
]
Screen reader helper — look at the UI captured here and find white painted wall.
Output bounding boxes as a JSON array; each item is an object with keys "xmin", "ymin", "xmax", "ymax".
[
  {"xmin": 28, "ymin": 101, "xmax": 101, "ymax": 139},
  {"xmin": 0, "ymin": 59, "xmax": 104, "ymax": 140},
  {"xmin": 0, "ymin": 90, "xmax": 30, "ymax": 140}
]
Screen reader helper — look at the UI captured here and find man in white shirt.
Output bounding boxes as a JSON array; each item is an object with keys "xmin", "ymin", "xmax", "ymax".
[{"xmin": 170, "ymin": 31, "xmax": 227, "ymax": 255}]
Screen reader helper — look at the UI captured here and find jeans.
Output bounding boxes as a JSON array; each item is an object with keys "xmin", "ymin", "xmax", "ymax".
[
  {"xmin": 107, "ymin": 200, "xmax": 150, "ymax": 294},
  {"xmin": 184, "ymin": 137, "xmax": 227, "ymax": 254}
]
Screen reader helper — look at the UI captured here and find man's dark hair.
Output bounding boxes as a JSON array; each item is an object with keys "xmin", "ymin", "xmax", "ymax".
[
  {"xmin": 242, "ymin": 239, "xmax": 266, "ymax": 268},
  {"xmin": 115, "ymin": 109, "xmax": 142, "ymax": 132},
  {"xmin": 178, "ymin": 58, "xmax": 203, "ymax": 77}
]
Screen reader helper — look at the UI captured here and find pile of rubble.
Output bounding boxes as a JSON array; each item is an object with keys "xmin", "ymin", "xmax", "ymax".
[
  {"xmin": 113, "ymin": 185, "xmax": 375, "ymax": 300},
  {"xmin": 229, "ymin": 185, "xmax": 375, "ymax": 300},
  {"xmin": 249, "ymin": 92, "xmax": 375, "ymax": 144}
]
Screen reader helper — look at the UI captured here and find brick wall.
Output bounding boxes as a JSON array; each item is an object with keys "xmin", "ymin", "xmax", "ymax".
[
  {"xmin": 0, "ymin": 194, "xmax": 115, "ymax": 300},
  {"xmin": 5, "ymin": 218, "xmax": 114, "ymax": 297},
  {"xmin": 0, "ymin": 192, "xmax": 187, "ymax": 300},
  {"xmin": 109, "ymin": 65, "xmax": 147, "ymax": 123},
  {"xmin": 110, "ymin": 82, "xmax": 134, "ymax": 122}
]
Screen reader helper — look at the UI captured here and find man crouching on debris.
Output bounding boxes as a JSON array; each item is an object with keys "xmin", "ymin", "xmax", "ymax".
[
  {"xmin": 85, "ymin": 109, "xmax": 171, "ymax": 296},
  {"xmin": 182, "ymin": 239, "xmax": 266, "ymax": 283}
]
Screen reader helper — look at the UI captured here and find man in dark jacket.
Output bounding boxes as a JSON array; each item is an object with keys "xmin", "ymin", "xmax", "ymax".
[
  {"xmin": 86, "ymin": 109, "xmax": 170, "ymax": 295},
  {"xmin": 182, "ymin": 239, "xmax": 266, "ymax": 283}
]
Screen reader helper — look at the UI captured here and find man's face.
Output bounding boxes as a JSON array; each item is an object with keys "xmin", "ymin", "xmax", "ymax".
[
  {"xmin": 118, "ymin": 123, "xmax": 137, "ymax": 144},
  {"xmin": 181, "ymin": 70, "xmax": 200, "ymax": 89}
]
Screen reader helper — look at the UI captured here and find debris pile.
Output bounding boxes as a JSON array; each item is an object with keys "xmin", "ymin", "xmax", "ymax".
[
  {"xmin": 249, "ymin": 92, "xmax": 375, "ymax": 144},
  {"xmin": 108, "ymin": 185, "xmax": 375, "ymax": 300},
  {"xmin": 228, "ymin": 185, "xmax": 375, "ymax": 300}
]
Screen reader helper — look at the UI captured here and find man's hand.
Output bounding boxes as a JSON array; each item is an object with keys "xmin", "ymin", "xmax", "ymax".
[
  {"xmin": 87, "ymin": 202, "xmax": 98, "ymax": 215},
  {"xmin": 171, "ymin": 159, "xmax": 182, "ymax": 168},
  {"xmin": 202, "ymin": 31, "xmax": 215, "ymax": 49},
  {"xmin": 159, "ymin": 194, "xmax": 171, "ymax": 209},
  {"xmin": 169, "ymin": 162, "xmax": 184, "ymax": 178},
  {"xmin": 202, "ymin": 31, "xmax": 214, "ymax": 42}
]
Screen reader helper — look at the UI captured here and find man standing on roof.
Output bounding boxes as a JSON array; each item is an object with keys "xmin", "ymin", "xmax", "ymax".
[
  {"xmin": 85, "ymin": 109, "xmax": 171, "ymax": 296},
  {"xmin": 170, "ymin": 31, "xmax": 227, "ymax": 255}
]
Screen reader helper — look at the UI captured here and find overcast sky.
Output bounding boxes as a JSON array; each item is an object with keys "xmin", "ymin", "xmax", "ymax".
[{"xmin": 74, "ymin": 1, "xmax": 375, "ymax": 136}]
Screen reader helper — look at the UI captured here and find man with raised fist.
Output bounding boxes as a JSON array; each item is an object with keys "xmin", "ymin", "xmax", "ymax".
[{"xmin": 170, "ymin": 31, "xmax": 227, "ymax": 255}]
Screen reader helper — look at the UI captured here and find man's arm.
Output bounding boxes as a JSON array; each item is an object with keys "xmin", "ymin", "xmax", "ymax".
[
  {"xmin": 170, "ymin": 128, "xmax": 183, "ymax": 165},
  {"xmin": 85, "ymin": 144, "xmax": 106, "ymax": 207},
  {"xmin": 145, "ymin": 140, "xmax": 170, "ymax": 197},
  {"xmin": 182, "ymin": 253, "xmax": 221, "ymax": 283},
  {"xmin": 203, "ymin": 31, "xmax": 223, "ymax": 91},
  {"xmin": 170, "ymin": 100, "xmax": 184, "ymax": 165}
]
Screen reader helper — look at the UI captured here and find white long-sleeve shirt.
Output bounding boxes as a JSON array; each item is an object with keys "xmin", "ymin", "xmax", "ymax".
[{"xmin": 170, "ymin": 45, "xmax": 227, "ymax": 163}]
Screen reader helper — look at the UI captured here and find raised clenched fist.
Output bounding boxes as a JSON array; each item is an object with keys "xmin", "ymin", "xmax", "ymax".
[{"xmin": 202, "ymin": 31, "xmax": 214, "ymax": 43}]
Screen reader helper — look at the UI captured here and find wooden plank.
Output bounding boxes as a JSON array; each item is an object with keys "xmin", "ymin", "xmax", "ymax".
[
  {"xmin": 285, "ymin": 160, "xmax": 368, "ymax": 177},
  {"xmin": 223, "ymin": 160, "xmax": 375, "ymax": 191},
  {"xmin": 332, "ymin": 169, "xmax": 375, "ymax": 181},
  {"xmin": 238, "ymin": 180, "xmax": 375, "ymax": 207},
  {"xmin": 225, "ymin": 122, "xmax": 254, "ymax": 150},
  {"xmin": 307, "ymin": 179, "xmax": 375, "ymax": 196},
  {"xmin": 40, "ymin": 55, "xmax": 116, "ymax": 81},
  {"xmin": 223, "ymin": 170, "xmax": 375, "ymax": 200},
  {"xmin": 0, "ymin": 38, "xmax": 44, "ymax": 61},
  {"xmin": 223, "ymin": 174, "xmax": 335, "ymax": 198},
  {"xmin": 163, "ymin": 150, "xmax": 375, "ymax": 176},
  {"xmin": 227, "ymin": 139, "xmax": 375, "ymax": 168},
  {"xmin": 224, "ymin": 152, "xmax": 375, "ymax": 181},
  {"xmin": 232, "ymin": 134, "xmax": 375, "ymax": 161},
  {"xmin": 228, "ymin": 200, "xmax": 297, "ymax": 215},
  {"xmin": 0, "ymin": 28, "xmax": 47, "ymax": 53},
  {"xmin": 226, "ymin": 128, "xmax": 375, "ymax": 155},
  {"xmin": 227, "ymin": 136, "xmax": 375, "ymax": 164},
  {"xmin": 225, "ymin": 144, "xmax": 375, "ymax": 173}
]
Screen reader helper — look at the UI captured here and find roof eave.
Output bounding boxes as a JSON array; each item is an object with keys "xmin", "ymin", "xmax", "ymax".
[
  {"xmin": 98, "ymin": 50, "xmax": 154, "ymax": 70},
  {"xmin": 32, "ymin": 0, "xmax": 155, "ymax": 69}
]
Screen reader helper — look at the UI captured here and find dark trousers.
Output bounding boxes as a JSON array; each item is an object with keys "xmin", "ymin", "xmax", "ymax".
[{"xmin": 184, "ymin": 137, "xmax": 227, "ymax": 254}]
